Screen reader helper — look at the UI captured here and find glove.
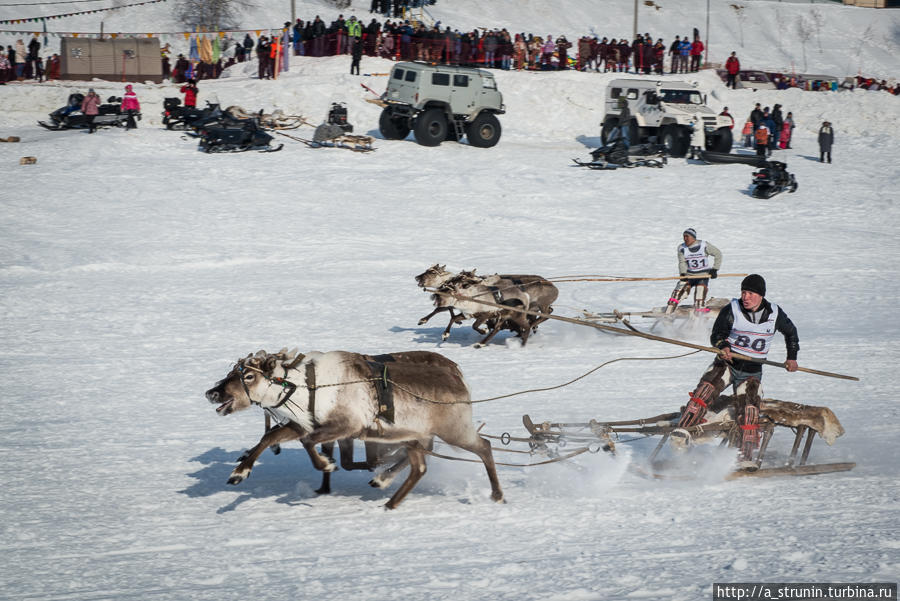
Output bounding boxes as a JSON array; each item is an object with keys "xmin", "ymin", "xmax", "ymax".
[
  {"xmin": 709, "ymin": 269, "xmax": 718, "ymax": 279},
  {"xmin": 137, "ymin": 113, "xmax": 142, "ymax": 121}
]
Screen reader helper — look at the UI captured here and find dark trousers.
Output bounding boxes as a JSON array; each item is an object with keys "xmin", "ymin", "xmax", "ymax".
[
  {"xmin": 820, "ymin": 149, "xmax": 831, "ymax": 163},
  {"xmin": 125, "ymin": 110, "xmax": 138, "ymax": 129}
]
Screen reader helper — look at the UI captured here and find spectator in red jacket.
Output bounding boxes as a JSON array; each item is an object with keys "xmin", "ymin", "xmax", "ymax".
[
  {"xmin": 180, "ymin": 79, "xmax": 198, "ymax": 108},
  {"xmin": 725, "ymin": 51, "xmax": 740, "ymax": 89},
  {"xmin": 690, "ymin": 37, "xmax": 704, "ymax": 72}
]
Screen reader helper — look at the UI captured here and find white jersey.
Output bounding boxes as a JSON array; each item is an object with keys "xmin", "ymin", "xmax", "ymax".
[
  {"xmin": 726, "ymin": 298, "xmax": 780, "ymax": 359},
  {"xmin": 680, "ymin": 240, "xmax": 710, "ymax": 273}
]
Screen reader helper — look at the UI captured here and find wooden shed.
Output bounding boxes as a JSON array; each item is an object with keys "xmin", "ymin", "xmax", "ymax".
[{"xmin": 60, "ymin": 37, "xmax": 163, "ymax": 83}]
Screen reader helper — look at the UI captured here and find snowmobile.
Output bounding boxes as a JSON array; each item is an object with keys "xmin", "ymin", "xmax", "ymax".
[
  {"xmin": 573, "ymin": 138, "xmax": 667, "ymax": 170},
  {"xmin": 197, "ymin": 118, "xmax": 282, "ymax": 153},
  {"xmin": 39, "ymin": 94, "xmax": 130, "ymax": 131},
  {"xmin": 750, "ymin": 160, "xmax": 798, "ymax": 198},
  {"xmin": 163, "ymin": 99, "xmax": 225, "ymax": 131}
]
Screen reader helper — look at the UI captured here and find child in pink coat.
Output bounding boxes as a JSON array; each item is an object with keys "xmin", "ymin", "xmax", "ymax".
[{"xmin": 121, "ymin": 84, "xmax": 141, "ymax": 129}]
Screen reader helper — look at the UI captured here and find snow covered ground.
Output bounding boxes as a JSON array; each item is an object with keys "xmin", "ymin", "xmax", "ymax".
[{"xmin": 1, "ymin": 2, "xmax": 899, "ymax": 600}]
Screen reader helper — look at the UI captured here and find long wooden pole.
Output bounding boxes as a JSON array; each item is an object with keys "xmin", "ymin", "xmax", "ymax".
[
  {"xmin": 436, "ymin": 290, "xmax": 859, "ymax": 382},
  {"xmin": 547, "ymin": 273, "xmax": 748, "ymax": 283}
]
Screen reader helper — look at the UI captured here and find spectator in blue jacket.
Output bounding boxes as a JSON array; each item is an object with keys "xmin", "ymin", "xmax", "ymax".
[{"xmin": 677, "ymin": 37, "xmax": 691, "ymax": 73}]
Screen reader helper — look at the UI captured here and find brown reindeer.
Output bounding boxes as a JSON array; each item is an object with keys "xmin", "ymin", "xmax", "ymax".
[
  {"xmin": 414, "ymin": 264, "xmax": 473, "ymax": 338},
  {"xmin": 205, "ymin": 349, "xmax": 503, "ymax": 509},
  {"xmin": 220, "ymin": 350, "xmax": 444, "ymax": 494},
  {"xmin": 435, "ymin": 273, "xmax": 559, "ymax": 347}
]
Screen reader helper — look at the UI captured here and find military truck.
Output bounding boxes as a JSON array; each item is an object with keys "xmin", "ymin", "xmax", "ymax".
[
  {"xmin": 601, "ymin": 79, "xmax": 733, "ymax": 157},
  {"xmin": 378, "ymin": 61, "xmax": 505, "ymax": 148}
]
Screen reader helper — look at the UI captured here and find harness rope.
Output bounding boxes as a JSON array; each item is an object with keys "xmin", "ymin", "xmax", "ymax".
[{"xmin": 238, "ymin": 350, "xmax": 701, "ymax": 407}]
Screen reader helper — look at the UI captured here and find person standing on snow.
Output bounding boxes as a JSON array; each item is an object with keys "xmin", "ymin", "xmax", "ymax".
[
  {"xmin": 350, "ymin": 32, "xmax": 363, "ymax": 74},
  {"xmin": 754, "ymin": 121, "xmax": 770, "ymax": 158},
  {"xmin": 779, "ymin": 112, "xmax": 795, "ymax": 149},
  {"xmin": 672, "ymin": 274, "xmax": 799, "ymax": 470},
  {"xmin": 719, "ymin": 106, "xmax": 734, "ymax": 129},
  {"xmin": 180, "ymin": 78, "xmax": 198, "ymax": 108},
  {"xmin": 80, "ymin": 88, "xmax": 101, "ymax": 133},
  {"xmin": 121, "ymin": 84, "xmax": 141, "ymax": 129},
  {"xmin": 689, "ymin": 35, "xmax": 703, "ymax": 72},
  {"xmin": 665, "ymin": 228, "xmax": 723, "ymax": 314},
  {"xmin": 688, "ymin": 115, "xmax": 706, "ymax": 159},
  {"xmin": 668, "ymin": 36, "xmax": 681, "ymax": 74},
  {"xmin": 818, "ymin": 121, "xmax": 834, "ymax": 163},
  {"xmin": 725, "ymin": 51, "xmax": 740, "ymax": 89},
  {"xmin": 771, "ymin": 104, "xmax": 784, "ymax": 148}
]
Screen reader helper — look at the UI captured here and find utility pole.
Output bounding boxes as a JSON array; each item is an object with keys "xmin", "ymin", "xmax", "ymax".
[
  {"xmin": 705, "ymin": 0, "xmax": 710, "ymax": 64},
  {"xmin": 632, "ymin": 0, "xmax": 638, "ymax": 41},
  {"xmin": 291, "ymin": 0, "xmax": 295, "ymax": 24}
]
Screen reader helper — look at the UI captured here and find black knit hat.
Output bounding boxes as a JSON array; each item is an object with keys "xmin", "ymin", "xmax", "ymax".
[{"xmin": 741, "ymin": 274, "xmax": 766, "ymax": 296}]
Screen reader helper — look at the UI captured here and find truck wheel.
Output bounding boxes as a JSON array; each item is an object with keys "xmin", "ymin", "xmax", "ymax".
[
  {"xmin": 466, "ymin": 112, "xmax": 501, "ymax": 148},
  {"xmin": 601, "ymin": 119, "xmax": 618, "ymax": 145},
  {"xmin": 413, "ymin": 108, "xmax": 447, "ymax": 146},
  {"xmin": 661, "ymin": 125, "xmax": 689, "ymax": 158},
  {"xmin": 378, "ymin": 108, "xmax": 410, "ymax": 140},
  {"xmin": 707, "ymin": 126, "xmax": 733, "ymax": 153}
]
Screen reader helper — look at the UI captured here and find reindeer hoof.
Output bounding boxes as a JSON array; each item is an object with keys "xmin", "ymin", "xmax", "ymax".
[
  {"xmin": 271, "ymin": 444, "xmax": 281, "ymax": 455},
  {"xmin": 473, "ymin": 343, "xmax": 484, "ymax": 349},
  {"xmin": 492, "ymin": 491, "xmax": 505, "ymax": 503},
  {"xmin": 441, "ymin": 333, "xmax": 450, "ymax": 340},
  {"xmin": 369, "ymin": 474, "xmax": 392, "ymax": 489},
  {"xmin": 322, "ymin": 460, "xmax": 337, "ymax": 473},
  {"xmin": 227, "ymin": 474, "xmax": 244, "ymax": 485},
  {"xmin": 418, "ymin": 318, "xmax": 427, "ymax": 325},
  {"xmin": 314, "ymin": 485, "xmax": 332, "ymax": 495}
]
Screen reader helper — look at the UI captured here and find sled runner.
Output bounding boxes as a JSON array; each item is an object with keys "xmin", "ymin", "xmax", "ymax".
[{"xmin": 517, "ymin": 396, "xmax": 854, "ymax": 481}]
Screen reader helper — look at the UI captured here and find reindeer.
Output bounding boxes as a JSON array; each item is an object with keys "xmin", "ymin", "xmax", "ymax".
[
  {"xmin": 205, "ymin": 349, "xmax": 503, "ymax": 509},
  {"xmin": 220, "ymin": 349, "xmax": 444, "ymax": 494},
  {"xmin": 414, "ymin": 264, "xmax": 471, "ymax": 337}
]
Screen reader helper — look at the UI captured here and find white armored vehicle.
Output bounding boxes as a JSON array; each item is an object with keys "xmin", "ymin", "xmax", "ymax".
[
  {"xmin": 601, "ymin": 79, "xmax": 733, "ymax": 157},
  {"xmin": 379, "ymin": 61, "xmax": 505, "ymax": 148}
]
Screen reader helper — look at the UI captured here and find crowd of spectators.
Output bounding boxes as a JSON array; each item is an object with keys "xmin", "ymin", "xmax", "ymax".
[
  {"xmin": 1, "ymin": 6, "xmax": 896, "ymax": 96},
  {"xmin": 0, "ymin": 38, "xmax": 61, "ymax": 83}
]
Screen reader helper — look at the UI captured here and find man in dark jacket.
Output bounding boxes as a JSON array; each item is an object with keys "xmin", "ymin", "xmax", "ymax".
[
  {"xmin": 771, "ymin": 104, "xmax": 784, "ymax": 147},
  {"xmin": 818, "ymin": 121, "xmax": 834, "ymax": 163},
  {"xmin": 256, "ymin": 36, "xmax": 271, "ymax": 79},
  {"xmin": 673, "ymin": 274, "xmax": 799, "ymax": 469},
  {"xmin": 750, "ymin": 102, "xmax": 763, "ymax": 129}
]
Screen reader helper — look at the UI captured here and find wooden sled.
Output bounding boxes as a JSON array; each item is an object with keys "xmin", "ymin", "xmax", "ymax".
[
  {"xmin": 581, "ymin": 297, "xmax": 729, "ymax": 325},
  {"xmin": 277, "ymin": 131, "xmax": 376, "ymax": 153},
  {"xmin": 519, "ymin": 397, "xmax": 854, "ymax": 481}
]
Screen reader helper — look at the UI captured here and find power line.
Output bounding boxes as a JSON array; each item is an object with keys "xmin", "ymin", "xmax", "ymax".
[{"xmin": 0, "ymin": 1, "xmax": 110, "ymax": 6}]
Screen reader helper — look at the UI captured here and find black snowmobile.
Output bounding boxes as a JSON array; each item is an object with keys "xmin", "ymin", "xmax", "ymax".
[
  {"xmin": 39, "ymin": 94, "xmax": 129, "ymax": 130},
  {"xmin": 197, "ymin": 118, "xmax": 282, "ymax": 153},
  {"xmin": 163, "ymin": 99, "xmax": 227, "ymax": 131},
  {"xmin": 750, "ymin": 160, "xmax": 798, "ymax": 198},
  {"xmin": 573, "ymin": 137, "xmax": 667, "ymax": 170}
]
